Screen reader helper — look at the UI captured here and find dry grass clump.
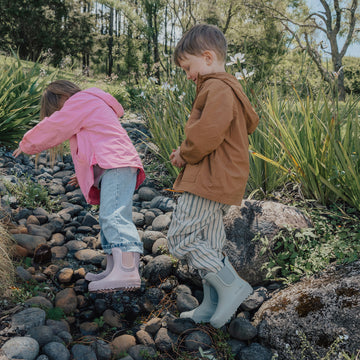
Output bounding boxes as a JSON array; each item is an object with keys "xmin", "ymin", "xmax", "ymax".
[{"xmin": 0, "ymin": 220, "xmax": 15, "ymax": 293}]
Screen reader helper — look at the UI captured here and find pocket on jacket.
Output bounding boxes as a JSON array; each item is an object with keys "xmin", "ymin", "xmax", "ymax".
[{"xmin": 182, "ymin": 164, "xmax": 200, "ymax": 183}]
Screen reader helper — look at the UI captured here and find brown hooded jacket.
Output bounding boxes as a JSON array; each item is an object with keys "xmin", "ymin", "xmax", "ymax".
[{"xmin": 173, "ymin": 72, "xmax": 259, "ymax": 205}]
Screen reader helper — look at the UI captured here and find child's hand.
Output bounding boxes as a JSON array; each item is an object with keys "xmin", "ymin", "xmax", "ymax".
[
  {"xmin": 13, "ymin": 147, "xmax": 22, "ymax": 158},
  {"xmin": 68, "ymin": 174, "xmax": 79, "ymax": 187},
  {"xmin": 170, "ymin": 147, "xmax": 186, "ymax": 168}
]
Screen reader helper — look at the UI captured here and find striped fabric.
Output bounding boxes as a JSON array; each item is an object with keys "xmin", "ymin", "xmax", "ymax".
[{"xmin": 167, "ymin": 192, "xmax": 230, "ymax": 276}]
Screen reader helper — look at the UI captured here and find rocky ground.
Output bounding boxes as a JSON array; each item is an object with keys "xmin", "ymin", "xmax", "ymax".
[
  {"xmin": 0, "ymin": 115, "xmax": 275, "ymax": 360},
  {"xmin": 1, "ymin": 114, "xmax": 359, "ymax": 360}
]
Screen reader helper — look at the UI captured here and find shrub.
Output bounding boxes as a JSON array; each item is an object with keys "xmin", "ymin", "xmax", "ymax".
[
  {"xmin": 343, "ymin": 57, "xmax": 360, "ymax": 95},
  {"xmin": 0, "ymin": 53, "xmax": 52, "ymax": 148},
  {"xmin": 4, "ymin": 176, "xmax": 60, "ymax": 211}
]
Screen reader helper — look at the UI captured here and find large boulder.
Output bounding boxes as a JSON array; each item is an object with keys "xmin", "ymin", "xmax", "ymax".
[
  {"xmin": 253, "ymin": 260, "xmax": 360, "ymax": 359},
  {"xmin": 223, "ymin": 200, "xmax": 312, "ymax": 285}
]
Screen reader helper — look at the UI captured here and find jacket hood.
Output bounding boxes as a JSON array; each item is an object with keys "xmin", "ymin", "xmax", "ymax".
[
  {"xmin": 197, "ymin": 72, "xmax": 259, "ymax": 134},
  {"xmin": 81, "ymin": 87, "xmax": 124, "ymax": 118}
]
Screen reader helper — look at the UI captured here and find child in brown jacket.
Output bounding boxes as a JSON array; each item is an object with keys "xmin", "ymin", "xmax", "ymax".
[{"xmin": 168, "ymin": 24, "xmax": 259, "ymax": 329}]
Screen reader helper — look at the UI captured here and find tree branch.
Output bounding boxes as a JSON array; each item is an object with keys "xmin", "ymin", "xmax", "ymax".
[
  {"xmin": 340, "ymin": 0, "xmax": 358, "ymax": 58},
  {"xmin": 333, "ymin": 0, "xmax": 341, "ymax": 35}
]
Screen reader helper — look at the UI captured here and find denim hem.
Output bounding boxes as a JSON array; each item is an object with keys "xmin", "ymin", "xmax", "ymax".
[{"xmin": 103, "ymin": 243, "xmax": 144, "ymax": 254}]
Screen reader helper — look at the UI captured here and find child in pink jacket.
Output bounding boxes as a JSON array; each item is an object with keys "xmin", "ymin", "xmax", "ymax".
[{"xmin": 13, "ymin": 80, "xmax": 145, "ymax": 293}]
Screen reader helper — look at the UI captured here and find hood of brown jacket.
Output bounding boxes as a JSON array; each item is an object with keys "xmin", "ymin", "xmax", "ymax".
[{"xmin": 197, "ymin": 72, "xmax": 259, "ymax": 134}]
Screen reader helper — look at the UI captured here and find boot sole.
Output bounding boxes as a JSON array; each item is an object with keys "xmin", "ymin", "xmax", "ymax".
[
  {"xmin": 89, "ymin": 283, "xmax": 141, "ymax": 293},
  {"xmin": 180, "ymin": 308, "xmax": 216, "ymax": 323},
  {"xmin": 210, "ymin": 284, "xmax": 253, "ymax": 328}
]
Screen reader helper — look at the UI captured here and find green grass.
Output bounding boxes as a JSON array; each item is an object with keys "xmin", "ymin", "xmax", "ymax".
[{"xmin": 0, "ymin": 222, "xmax": 15, "ymax": 294}]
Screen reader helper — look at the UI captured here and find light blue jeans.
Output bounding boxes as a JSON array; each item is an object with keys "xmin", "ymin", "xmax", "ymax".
[{"xmin": 99, "ymin": 167, "xmax": 143, "ymax": 254}]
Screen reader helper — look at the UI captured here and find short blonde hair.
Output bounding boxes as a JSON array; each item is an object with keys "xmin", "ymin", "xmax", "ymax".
[
  {"xmin": 174, "ymin": 24, "xmax": 227, "ymax": 66},
  {"xmin": 40, "ymin": 80, "xmax": 81, "ymax": 120}
]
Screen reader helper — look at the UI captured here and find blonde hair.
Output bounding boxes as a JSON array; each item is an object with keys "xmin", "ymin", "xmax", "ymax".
[
  {"xmin": 174, "ymin": 24, "xmax": 227, "ymax": 66},
  {"xmin": 40, "ymin": 80, "xmax": 81, "ymax": 120}
]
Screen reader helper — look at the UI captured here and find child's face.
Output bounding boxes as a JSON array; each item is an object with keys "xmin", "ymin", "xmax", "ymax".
[{"xmin": 179, "ymin": 52, "xmax": 217, "ymax": 84}]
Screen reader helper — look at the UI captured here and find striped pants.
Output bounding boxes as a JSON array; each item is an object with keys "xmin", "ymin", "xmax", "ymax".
[{"xmin": 167, "ymin": 192, "xmax": 230, "ymax": 276}]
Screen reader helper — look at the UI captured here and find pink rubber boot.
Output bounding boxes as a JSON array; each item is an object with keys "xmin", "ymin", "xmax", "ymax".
[
  {"xmin": 88, "ymin": 248, "xmax": 141, "ymax": 293},
  {"xmin": 85, "ymin": 254, "xmax": 114, "ymax": 282}
]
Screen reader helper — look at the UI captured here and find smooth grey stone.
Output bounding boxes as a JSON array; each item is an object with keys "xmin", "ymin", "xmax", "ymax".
[
  {"xmin": 27, "ymin": 325, "xmax": 55, "ymax": 347},
  {"xmin": 11, "ymin": 308, "xmax": 46, "ymax": 331},
  {"xmin": 228, "ymin": 318, "xmax": 258, "ymax": 341},
  {"xmin": 71, "ymin": 344, "xmax": 97, "ymax": 360},
  {"xmin": 1, "ymin": 336, "xmax": 39, "ymax": 360},
  {"xmin": 42, "ymin": 342, "xmax": 70, "ymax": 360}
]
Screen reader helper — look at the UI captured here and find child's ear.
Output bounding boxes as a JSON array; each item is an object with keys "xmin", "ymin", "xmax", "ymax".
[{"xmin": 202, "ymin": 50, "xmax": 214, "ymax": 65}]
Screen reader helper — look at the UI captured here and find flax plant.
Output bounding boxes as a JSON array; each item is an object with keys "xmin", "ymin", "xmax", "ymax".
[
  {"xmin": 258, "ymin": 85, "xmax": 360, "ymax": 210},
  {"xmin": 141, "ymin": 72, "xmax": 195, "ymax": 179},
  {"xmin": 324, "ymin": 97, "xmax": 360, "ymax": 209},
  {"xmin": 0, "ymin": 54, "xmax": 51, "ymax": 147},
  {"xmin": 243, "ymin": 82, "xmax": 291, "ymax": 197}
]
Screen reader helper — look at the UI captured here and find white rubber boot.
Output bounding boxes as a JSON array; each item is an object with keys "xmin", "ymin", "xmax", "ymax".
[
  {"xmin": 180, "ymin": 280, "xmax": 218, "ymax": 323},
  {"xmin": 205, "ymin": 257, "xmax": 253, "ymax": 329},
  {"xmin": 85, "ymin": 254, "xmax": 113, "ymax": 281},
  {"xmin": 88, "ymin": 248, "xmax": 141, "ymax": 293}
]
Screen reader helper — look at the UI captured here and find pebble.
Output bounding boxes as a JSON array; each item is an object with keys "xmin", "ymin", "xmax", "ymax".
[
  {"xmin": 127, "ymin": 345, "xmax": 157, "ymax": 360},
  {"xmin": 228, "ymin": 317, "xmax": 258, "ymax": 341},
  {"xmin": 74, "ymin": 249, "xmax": 105, "ymax": 264},
  {"xmin": 144, "ymin": 318, "xmax": 162, "ymax": 335},
  {"xmin": 12, "ymin": 233, "xmax": 47, "ymax": 255},
  {"xmin": 142, "ymin": 255, "xmax": 174, "ymax": 284},
  {"xmin": 0, "ymin": 129, "xmax": 274, "ymax": 360},
  {"xmin": 71, "ymin": 344, "xmax": 97, "ymax": 360},
  {"xmin": 16, "ymin": 265, "xmax": 33, "ymax": 281},
  {"xmin": 184, "ymin": 330, "xmax": 212, "ymax": 351},
  {"xmin": 50, "ymin": 245, "xmax": 68, "ymax": 259},
  {"xmin": 1, "ymin": 336, "xmax": 39, "ymax": 360},
  {"xmin": 176, "ymin": 291, "xmax": 199, "ymax": 313},
  {"xmin": 154, "ymin": 327, "xmax": 174, "ymax": 352},
  {"xmin": 42, "ymin": 342, "xmax": 70, "ymax": 360},
  {"xmin": 25, "ymin": 296, "xmax": 53, "ymax": 310},
  {"xmin": 27, "ymin": 326, "xmax": 55, "ymax": 347},
  {"xmin": 241, "ymin": 287, "xmax": 268, "ymax": 312},
  {"xmin": 57, "ymin": 267, "xmax": 74, "ymax": 283},
  {"xmin": 11, "ymin": 308, "xmax": 46, "ymax": 331},
  {"xmin": 102, "ymin": 309, "xmax": 123, "ymax": 328},
  {"xmin": 142, "ymin": 230, "xmax": 164, "ymax": 251},
  {"xmin": 54, "ymin": 288, "xmax": 78, "ymax": 315},
  {"xmin": 111, "ymin": 334, "xmax": 136, "ymax": 355},
  {"xmin": 90, "ymin": 339, "xmax": 112, "ymax": 360},
  {"xmin": 136, "ymin": 330, "xmax": 156, "ymax": 348},
  {"xmin": 27, "ymin": 224, "xmax": 53, "ymax": 240}
]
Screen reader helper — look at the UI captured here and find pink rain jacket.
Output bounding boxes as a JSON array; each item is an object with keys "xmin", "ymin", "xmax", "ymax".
[{"xmin": 19, "ymin": 87, "xmax": 145, "ymax": 205}]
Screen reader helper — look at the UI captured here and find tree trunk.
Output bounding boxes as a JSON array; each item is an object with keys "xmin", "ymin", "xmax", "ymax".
[
  {"xmin": 153, "ymin": 5, "xmax": 161, "ymax": 83},
  {"xmin": 108, "ymin": 7, "xmax": 114, "ymax": 76}
]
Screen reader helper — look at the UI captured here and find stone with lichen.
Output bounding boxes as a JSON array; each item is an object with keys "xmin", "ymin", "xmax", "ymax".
[{"xmin": 253, "ymin": 260, "xmax": 360, "ymax": 359}]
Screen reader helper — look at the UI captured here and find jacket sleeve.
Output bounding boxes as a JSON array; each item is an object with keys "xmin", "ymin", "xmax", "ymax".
[
  {"xmin": 180, "ymin": 83, "xmax": 233, "ymax": 164},
  {"xmin": 19, "ymin": 96, "xmax": 89, "ymax": 155}
]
